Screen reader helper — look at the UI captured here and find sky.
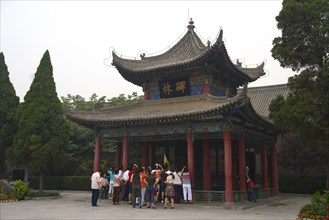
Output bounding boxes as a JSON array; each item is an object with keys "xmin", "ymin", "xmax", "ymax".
[{"xmin": 0, "ymin": 0, "xmax": 296, "ymax": 102}]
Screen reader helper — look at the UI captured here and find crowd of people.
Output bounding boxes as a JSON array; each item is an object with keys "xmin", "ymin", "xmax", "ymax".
[{"xmin": 90, "ymin": 163, "xmax": 193, "ymax": 208}]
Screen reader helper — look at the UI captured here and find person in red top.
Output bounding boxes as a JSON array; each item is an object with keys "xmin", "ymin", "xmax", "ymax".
[
  {"xmin": 247, "ymin": 177, "xmax": 256, "ymax": 202},
  {"xmin": 128, "ymin": 165, "xmax": 135, "ymax": 204},
  {"xmin": 155, "ymin": 164, "xmax": 162, "ymax": 202}
]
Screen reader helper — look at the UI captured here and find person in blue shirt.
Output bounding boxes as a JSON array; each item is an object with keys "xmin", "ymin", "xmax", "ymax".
[{"xmin": 108, "ymin": 167, "xmax": 115, "ymax": 199}]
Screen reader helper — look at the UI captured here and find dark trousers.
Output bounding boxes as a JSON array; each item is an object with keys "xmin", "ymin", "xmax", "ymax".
[
  {"xmin": 113, "ymin": 187, "xmax": 120, "ymax": 204},
  {"xmin": 100, "ymin": 186, "xmax": 109, "ymax": 199},
  {"xmin": 122, "ymin": 182, "xmax": 131, "ymax": 201},
  {"xmin": 247, "ymin": 188, "xmax": 256, "ymax": 202},
  {"xmin": 145, "ymin": 188, "xmax": 155, "ymax": 203},
  {"xmin": 91, "ymin": 189, "xmax": 99, "ymax": 206},
  {"xmin": 174, "ymin": 184, "xmax": 183, "ymax": 203},
  {"xmin": 158, "ymin": 183, "xmax": 166, "ymax": 202},
  {"xmin": 132, "ymin": 186, "xmax": 141, "ymax": 207},
  {"xmin": 122, "ymin": 182, "xmax": 128, "ymax": 201}
]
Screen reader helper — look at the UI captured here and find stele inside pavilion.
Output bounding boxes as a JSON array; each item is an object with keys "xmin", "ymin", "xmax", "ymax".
[{"xmin": 65, "ymin": 19, "xmax": 283, "ymax": 203}]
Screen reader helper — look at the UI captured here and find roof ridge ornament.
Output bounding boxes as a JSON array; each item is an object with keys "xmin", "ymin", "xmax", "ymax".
[
  {"xmin": 242, "ymin": 82, "xmax": 248, "ymax": 96},
  {"xmin": 187, "ymin": 18, "xmax": 195, "ymax": 31}
]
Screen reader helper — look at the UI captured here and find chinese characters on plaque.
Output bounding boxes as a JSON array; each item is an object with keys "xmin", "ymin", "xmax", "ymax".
[{"xmin": 159, "ymin": 78, "xmax": 190, "ymax": 98}]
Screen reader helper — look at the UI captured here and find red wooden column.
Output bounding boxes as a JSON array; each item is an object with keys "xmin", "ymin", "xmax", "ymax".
[
  {"xmin": 215, "ymin": 150, "xmax": 219, "ymax": 186},
  {"xmin": 271, "ymin": 143, "xmax": 279, "ymax": 196},
  {"xmin": 203, "ymin": 81, "xmax": 210, "ymax": 94},
  {"xmin": 253, "ymin": 150, "xmax": 257, "ymax": 184},
  {"xmin": 232, "ymin": 142, "xmax": 238, "ymax": 190},
  {"xmin": 150, "ymin": 143, "xmax": 156, "ymax": 167},
  {"xmin": 203, "ymin": 138, "xmax": 211, "ymax": 190},
  {"xmin": 93, "ymin": 135, "xmax": 101, "ymax": 172},
  {"xmin": 262, "ymin": 142, "xmax": 269, "ymax": 198},
  {"xmin": 187, "ymin": 128, "xmax": 195, "ymax": 187},
  {"xmin": 224, "ymin": 130, "xmax": 234, "ymax": 203},
  {"xmin": 143, "ymin": 84, "xmax": 149, "ymax": 100},
  {"xmin": 115, "ymin": 142, "xmax": 121, "ymax": 170},
  {"xmin": 143, "ymin": 91, "xmax": 149, "ymax": 100},
  {"xmin": 239, "ymin": 134, "xmax": 247, "ymax": 200},
  {"xmin": 141, "ymin": 141, "xmax": 149, "ymax": 167},
  {"xmin": 122, "ymin": 131, "xmax": 129, "ymax": 171}
]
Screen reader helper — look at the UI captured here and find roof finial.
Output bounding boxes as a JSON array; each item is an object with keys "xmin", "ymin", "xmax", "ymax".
[{"xmin": 187, "ymin": 18, "xmax": 195, "ymax": 31}]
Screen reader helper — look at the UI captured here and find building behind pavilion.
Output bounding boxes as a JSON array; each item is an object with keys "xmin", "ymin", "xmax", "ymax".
[{"xmin": 65, "ymin": 19, "xmax": 289, "ymax": 203}]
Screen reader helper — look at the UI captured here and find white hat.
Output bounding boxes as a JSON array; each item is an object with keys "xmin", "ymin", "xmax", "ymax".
[
  {"xmin": 151, "ymin": 170, "xmax": 156, "ymax": 174},
  {"xmin": 166, "ymin": 170, "xmax": 172, "ymax": 174}
]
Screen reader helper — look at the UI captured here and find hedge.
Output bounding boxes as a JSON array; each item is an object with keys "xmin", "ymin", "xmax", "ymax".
[
  {"xmin": 28, "ymin": 176, "xmax": 90, "ymax": 191},
  {"xmin": 279, "ymin": 177, "xmax": 326, "ymax": 194},
  {"xmin": 27, "ymin": 176, "xmax": 326, "ymax": 194}
]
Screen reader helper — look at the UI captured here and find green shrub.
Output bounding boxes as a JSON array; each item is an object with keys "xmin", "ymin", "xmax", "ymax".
[
  {"xmin": 0, "ymin": 181, "xmax": 13, "ymax": 194},
  {"xmin": 28, "ymin": 176, "xmax": 90, "ymax": 190},
  {"xmin": 300, "ymin": 204, "xmax": 313, "ymax": 213},
  {"xmin": 279, "ymin": 178, "xmax": 326, "ymax": 194},
  {"xmin": 297, "ymin": 190, "xmax": 329, "ymax": 220},
  {"xmin": 11, "ymin": 180, "xmax": 31, "ymax": 200}
]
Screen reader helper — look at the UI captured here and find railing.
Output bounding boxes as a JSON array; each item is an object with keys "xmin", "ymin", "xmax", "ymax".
[
  {"xmin": 194, "ymin": 190, "xmax": 225, "ymax": 203},
  {"xmin": 194, "ymin": 188, "xmax": 276, "ymax": 204},
  {"xmin": 254, "ymin": 188, "xmax": 265, "ymax": 199},
  {"xmin": 257, "ymin": 176, "xmax": 262, "ymax": 185},
  {"xmin": 268, "ymin": 188, "xmax": 274, "ymax": 197},
  {"xmin": 233, "ymin": 191, "xmax": 244, "ymax": 202}
]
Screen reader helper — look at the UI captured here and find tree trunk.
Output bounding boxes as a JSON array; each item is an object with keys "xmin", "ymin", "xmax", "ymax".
[
  {"xmin": 39, "ymin": 171, "xmax": 44, "ymax": 192},
  {"xmin": 326, "ymin": 162, "xmax": 329, "ymax": 190},
  {"xmin": 0, "ymin": 167, "xmax": 5, "ymax": 179}
]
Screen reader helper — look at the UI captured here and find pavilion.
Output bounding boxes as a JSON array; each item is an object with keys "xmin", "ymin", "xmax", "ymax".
[{"xmin": 65, "ymin": 19, "xmax": 288, "ymax": 203}]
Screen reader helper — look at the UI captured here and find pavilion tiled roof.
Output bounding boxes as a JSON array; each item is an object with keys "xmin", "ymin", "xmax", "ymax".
[
  {"xmin": 65, "ymin": 88, "xmax": 249, "ymax": 128},
  {"xmin": 247, "ymin": 84, "xmax": 290, "ymax": 118},
  {"xmin": 65, "ymin": 84, "xmax": 289, "ymax": 132},
  {"xmin": 111, "ymin": 19, "xmax": 265, "ymax": 87}
]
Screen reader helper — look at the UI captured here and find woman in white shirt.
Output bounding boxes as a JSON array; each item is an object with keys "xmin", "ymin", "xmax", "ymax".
[
  {"xmin": 173, "ymin": 166, "xmax": 184, "ymax": 204},
  {"xmin": 181, "ymin": 166, "xmax": 192, "ymax": 204},
  {"xmin": 164, "ymin": 170, "xmax": 175, "ymax": 209}
]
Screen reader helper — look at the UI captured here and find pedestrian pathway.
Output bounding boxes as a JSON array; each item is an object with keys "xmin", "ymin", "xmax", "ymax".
[{"xmin": 1, "ymin": 191, "xmax": 311, "ymax": 220}]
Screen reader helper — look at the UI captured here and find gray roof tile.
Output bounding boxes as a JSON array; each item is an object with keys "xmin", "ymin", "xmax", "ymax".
[
  {"xmin": 111, "ymin": 21, "xmax": 265, "ymax": 86},
  {"xmin": 247, "ymin": 84, "xmax": 290, "ymax": 118}
]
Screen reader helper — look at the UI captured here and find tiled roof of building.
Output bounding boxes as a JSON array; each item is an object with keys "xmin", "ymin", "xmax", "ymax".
[
  {"xmin": 65, "ymin": 84, "xmax": 289, "ymax": 130},
  {"xmin": 65, "ymin": 89, "xmax": 249, "ymax": 127},
  {"xmin": 247, "ymin": 84, "xmax": 290, "ymax": 118},
  {"xmin": 111, "ymin": 19, "xmax": 265, "ymax": 87}
]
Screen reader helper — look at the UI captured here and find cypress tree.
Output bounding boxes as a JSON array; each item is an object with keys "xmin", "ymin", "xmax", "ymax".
[
  {"xmin": 0, "ymin": 52, "xmax": 19, "ymax": 178},
  {"xmin": 7, "ymin": 50, "xmax": 70, "ymax": 191}
]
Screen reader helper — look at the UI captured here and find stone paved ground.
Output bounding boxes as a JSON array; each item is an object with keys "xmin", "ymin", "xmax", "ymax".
[{"xmin": 0, "ymin": 191, "xmax": 310, "ymax": 220}]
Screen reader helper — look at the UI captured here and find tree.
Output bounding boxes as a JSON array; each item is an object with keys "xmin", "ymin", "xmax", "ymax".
[
  {"xmin": 61, "ymin": 93, "xmax": 106, "ymax": 112},
  {"xmin": 6, "ymin": 50, "xmax": 70, "ymax": 191},
  {"xmin": 0, "ymin": 52, "xmax": 19, "ymax": 178},
  {"xmin": 60, "ymin": 94, "xmax": 106, "ymax": 175},
  {"xmin": 276, "ymin": 133, "xmax": 321, "ymax": 177},
  {"xmin": 61, "ymin": 92, "xmax": 143, "ymax": 175},
  {"xmin": 107, "ymin": 92, "xmax": 143, "ymax": 107},
  {"xmin": 271, "ymin": 0, "xmax": 329, "ymax": 72},
  {"xmin": 61, "ymin": 92, "xmax": 143, "ymax": 111},
  {"xmin": 271, "ymin": 0, "xmax": 329, "ymax": 188}
]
